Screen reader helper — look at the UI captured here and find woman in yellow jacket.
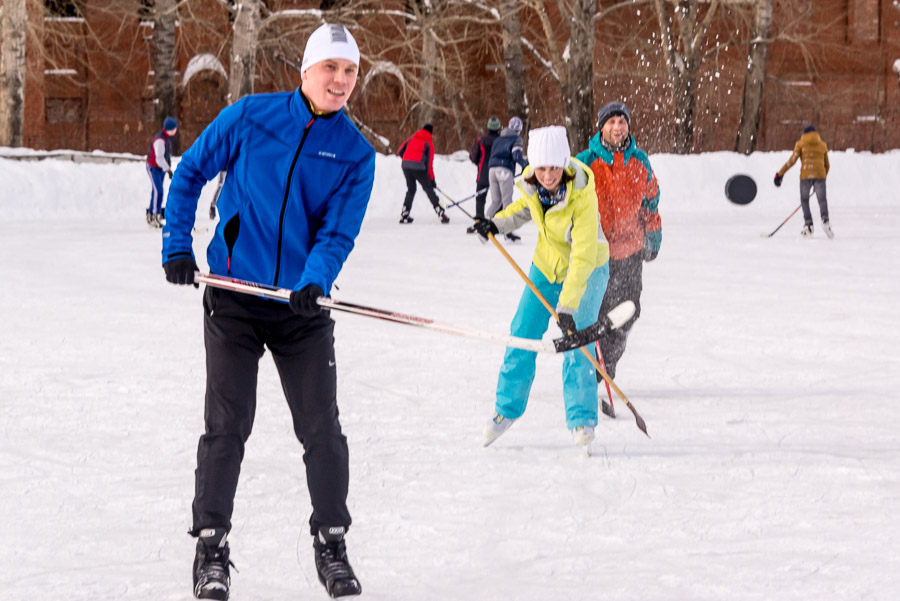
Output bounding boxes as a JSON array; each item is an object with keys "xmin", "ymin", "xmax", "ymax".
[
  {"xmin": 473, "ymin": 126, "xmax": 610, "ymax": 450},
  {"xmin": 774, "ymin": 124, "xmax": 833, "ymax": 238}
]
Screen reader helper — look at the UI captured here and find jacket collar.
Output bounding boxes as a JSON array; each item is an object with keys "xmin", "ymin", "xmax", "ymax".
[
  {"xmin": 290, "ymin": 87, "xmax": 342, "ymax": 124},
  {"xmin": 587, "ymin": 132, "xmax": 636, "ymax": 164},
  {"xmin": 518, "ymin": 159, "xmax": 589, "ymax": 213}
]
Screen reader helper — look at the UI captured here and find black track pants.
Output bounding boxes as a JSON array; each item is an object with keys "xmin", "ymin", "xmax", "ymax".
[
  {"xmin": 402, "ymin": 168, "xmax": 441, "ymax": 215},
  {"xmin": 191, "ymin": 287, "xmax": 351, "ymax": 536},
  {"xmin": 474, "ymin": 176, "xmax": 490, "ymax": 220},
  {"xmin": 595, "ymin": 252, "xmax": 643, "ymax": 381}
]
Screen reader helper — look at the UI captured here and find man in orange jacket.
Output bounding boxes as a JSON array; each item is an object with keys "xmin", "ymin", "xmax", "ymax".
[
  {"xmin": 576, "ymin": 102, "xmax": 661, "ymax": 408},
  {"xmin": 774, "ymin": 124, "xmax": 833, "ymax": 239}
]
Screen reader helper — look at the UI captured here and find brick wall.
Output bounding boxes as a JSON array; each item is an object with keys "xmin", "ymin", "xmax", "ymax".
[{"xmin": 8, "ymin": 0, "xmax": 900, "ymax": 154}]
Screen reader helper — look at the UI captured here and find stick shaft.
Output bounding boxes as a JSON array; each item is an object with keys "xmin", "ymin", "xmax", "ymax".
[
  {"xmin": 195, "ymin": 273, "xmax": 558, "ymax": 354},
  {"xmin": 764, "ymin": 205, "xmax": 802, "ymax": 237}
]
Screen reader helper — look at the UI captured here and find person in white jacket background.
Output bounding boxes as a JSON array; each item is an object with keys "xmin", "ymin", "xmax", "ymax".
[{"xmin": 145, "ymin": 116, "xmax": 177, "ymax": 229}]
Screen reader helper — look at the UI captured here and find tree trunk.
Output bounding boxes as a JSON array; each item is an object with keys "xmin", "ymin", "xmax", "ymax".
[
  {"xmin": 418, "ymin": 25, "xmax": 436, "ymax": 125},
  {"xmin": 152, "ymin": 0, "xmax": 177, "ymax": 127},
  {"xmin": 735, "ymin": 0, "xmax": 773, "ymax": 154},
  {"xmin": 564, "ymin": 0, "xmax": 596, "ymax": 151},
  {"xmin": 230, "ymin": 0, "xmax": 261, "ymax": 104},
  {"xmin": 500, "ymin": 0, "xmax": 527, "ymax": 126},
  {"xmin": 672, "ymin": 58, "xmax": 699, "ymax": 153},
  {"xmin": 0, "ymin": 0, "xmax": 27, "ymax": 147},
  {"xmin": 652, "ymin": 0, "xmax": 719, "ymax": 154}
]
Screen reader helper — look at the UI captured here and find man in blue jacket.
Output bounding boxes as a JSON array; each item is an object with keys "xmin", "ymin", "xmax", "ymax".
[{"xmin": 161, "ymin": 23, "xmax": 372, "ymax": 600}]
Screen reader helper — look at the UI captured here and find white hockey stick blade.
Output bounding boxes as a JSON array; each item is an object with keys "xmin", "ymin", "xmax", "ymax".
[{"xmin": 607, "ymin": 300, "xmax": 636, "ymax": 330}]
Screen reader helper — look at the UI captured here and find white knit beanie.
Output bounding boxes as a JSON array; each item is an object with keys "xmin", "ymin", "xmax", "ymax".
[
  {"xmin": 527, "ymin": 126, "xmax": 570, "ymax": 169},
  {"xmin": 301, "ymin": 24, "xmax": 360, "ymax": 73}
]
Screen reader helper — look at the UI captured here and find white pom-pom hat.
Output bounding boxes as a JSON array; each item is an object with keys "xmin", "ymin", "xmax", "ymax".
[{"xmin": 527, "ymin": 126, "xmax": 570, "ymax": 169}]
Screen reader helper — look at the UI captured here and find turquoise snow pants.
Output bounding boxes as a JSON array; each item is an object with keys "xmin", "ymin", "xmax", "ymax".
[{"xmin": 495, "ymin": 263, "xmax": 609, "ymax": 429}]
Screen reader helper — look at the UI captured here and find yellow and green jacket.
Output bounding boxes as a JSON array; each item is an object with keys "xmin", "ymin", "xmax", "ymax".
[
  {"xmin": 778, "ymin": 131, "xmax": 830, "ymax": 180},
  {"xmin": 493, "ymin": 158, "xmax": 609, "ymax": 311}
]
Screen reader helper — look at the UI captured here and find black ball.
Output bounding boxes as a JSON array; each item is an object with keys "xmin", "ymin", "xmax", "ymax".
[{"xmin": 725, "ymin": 174, "xmax": 757, "ymax": 205}]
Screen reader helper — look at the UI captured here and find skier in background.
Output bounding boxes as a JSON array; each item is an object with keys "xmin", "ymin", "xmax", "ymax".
[
  {"xmin": 146, "ymin": 116, "xmax": 177, "ymax": 230},
  {"xmin": 474, "ymin": 126, "xmax": 609, "ymax": 451},
  {"xmin": 466, "ymin": 115, "xmax": 502, "ymax": 234},
  {"xmin": 397, "ymin": 123, "xmax": 449, "ymax": 224},
  {"xmin": 576, "ymin": 101, "xmax": 661, "ymax": 417},
  {"xmin": 161, "ymin": 23, "xmax": 371, "ymax": 601},
  {"xmin": 774, "ymin": 124, "xmax": 833, "ymax": 239},
  {"xmin": 486, "ymin": 116, "xmax": 528, "ymax": 242}
]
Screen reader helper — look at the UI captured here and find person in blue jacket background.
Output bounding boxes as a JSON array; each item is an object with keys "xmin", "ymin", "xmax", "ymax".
[
  {"xmin": 161, "ymin": 23, "xmax": 372, "ymax": 601},
  {"xmin": 486, "ymin": 116, "xmax": 528, "ymax": 241}
]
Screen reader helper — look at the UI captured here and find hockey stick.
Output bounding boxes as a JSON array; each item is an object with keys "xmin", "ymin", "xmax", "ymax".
[
  {"xmin": 486, "ymin": 232, "xmax": 649, "ymax": 437},
  {"xmin": 194, "ymin": 272, "xmax": 600, "ymax": 355},
  {"xmin": 436, "ymin": 187, "xmax": 488, "ymax": 211},
  {"xmin": 761, "ymin": 205, "xmax": 802, "ymax": 238}
]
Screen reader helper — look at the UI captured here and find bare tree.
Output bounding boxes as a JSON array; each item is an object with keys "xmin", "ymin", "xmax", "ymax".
[
  {"xmin": 152, "ymin": 0, "xmax": 178, "ymax": 132},
  {"xmin": 230, "ymin": 0, "xmax": 261, "ymax": 103},
  {"xmin": 1, "ymin": 0, "xmax": 27, "ymax": 147},
  {"xmin": 499, "ymin": 0, "xmax": 527, "ymax": 126},
  {"xmin": 734, "ymin": 0, "xmax": 772, "ymax": 154},
  {"xmin": 652, "ymin": 0, "xmax": 720, "ymax": 153},
  {"xmin": 525, "ymin": 0, "xmax": 595, "ymax": 149}
]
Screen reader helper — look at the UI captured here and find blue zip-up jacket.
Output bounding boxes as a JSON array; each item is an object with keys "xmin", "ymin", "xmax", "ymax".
[
  {"xmin": 162, "ymin": 88, "xmax": 376, "ymax": 295},
  {"xmin": 488, "ymin": 128, "xmax": 528, "ymax": 173}
]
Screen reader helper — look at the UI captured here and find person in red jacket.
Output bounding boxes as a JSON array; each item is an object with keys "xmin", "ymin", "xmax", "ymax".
[{"xmin": 397, "ymin": 123, "xmax": 449, "ymax": 224}]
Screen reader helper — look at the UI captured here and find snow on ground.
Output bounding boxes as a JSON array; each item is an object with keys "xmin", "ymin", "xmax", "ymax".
[{"xmin": 1, "ymin": 148, "xmax": 899, "ymax": 600}]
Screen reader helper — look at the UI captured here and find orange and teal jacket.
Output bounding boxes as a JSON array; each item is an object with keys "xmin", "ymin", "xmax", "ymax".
[{"xmin": 576, "ymin": 134, "xmax": 661, "ymax": 261}]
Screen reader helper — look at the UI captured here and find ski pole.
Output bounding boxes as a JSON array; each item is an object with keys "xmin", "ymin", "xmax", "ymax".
[
  {"xmin": 761, "ymin": 205, "xmax": 801, "ymax": 238},
  {"xmin": 484, "ymin": 232, "xmax": 649, "ymax": 438},
  {"xmin": 195, "ymin": 272, "xmax": 572, "ymax": 354}
]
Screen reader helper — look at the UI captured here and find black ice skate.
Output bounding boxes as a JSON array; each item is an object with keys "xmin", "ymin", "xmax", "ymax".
[
  {"xmin": 314, "ymin": 526, "xmax": 361, "ymax": 598},
  {"xmin": 193, "ymin": 528, "xmax": 234, "ymax": 600}
]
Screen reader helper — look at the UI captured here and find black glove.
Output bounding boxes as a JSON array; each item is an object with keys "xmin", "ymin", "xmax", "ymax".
[
  {"xmin": 557, "ymin": 312, "xmax": 576, "ymax": 335},
  {"xmin": 163, "ymin": 252, "xmax": 199, "ymax": 288},
  {"xmin": 643, "ymin": 246, "xmax": 658, "ymax": 262},
  {"xmin": 290, "ymin": 284, "xmax": 325, "ymax": 317},
  {"xmin": 774, "ymin": 173, "xmax": 783, "ymax": 187},
  {"xmin": 167, "ymin": 170, "xmax": 174, "ymax": 180},
  {"xmin": 473, "ymin": 219, "xmax": 499, "ymax": 240}
]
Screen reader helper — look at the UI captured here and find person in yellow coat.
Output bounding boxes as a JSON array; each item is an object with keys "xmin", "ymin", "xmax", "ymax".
[
  {"xmin": 472, "ymin": 125, "xmax": 610, "ymax": 450},
  {"xmin": 774, "ymin": 124, "xmax": 833, "ymax": 238}
]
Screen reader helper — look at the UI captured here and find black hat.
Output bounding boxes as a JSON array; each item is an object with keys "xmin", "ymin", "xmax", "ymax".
[
  {"xmin": 423, "ymin": 123, "xmax": 433, "ymax": 134},
  {"xmin": 803, "ymin": 124, "xmax": 816, "ymax": 134},
  {"xmin": 596, "ymin": 101, "xmax": 631, "ymax": 130}
]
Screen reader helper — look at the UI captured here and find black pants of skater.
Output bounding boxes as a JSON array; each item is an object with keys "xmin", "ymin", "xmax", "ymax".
[
  {"xmin": 474, "ymin": 176, "xmax": 490, "ymax": 220},
  {"xmin": 595, "ymin": 252, "xmax": 643, "ymax": 381},
  {"xmin": 191, "ymin": 287, "xmax": 351, "ymax": 537},
  {"xmin": 402, "ymin": 168, "xmax": 441, "ymax": 215},
  {"xmin": 799, "ymin": 178, "xmax": 829, "ymax": 226}
]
